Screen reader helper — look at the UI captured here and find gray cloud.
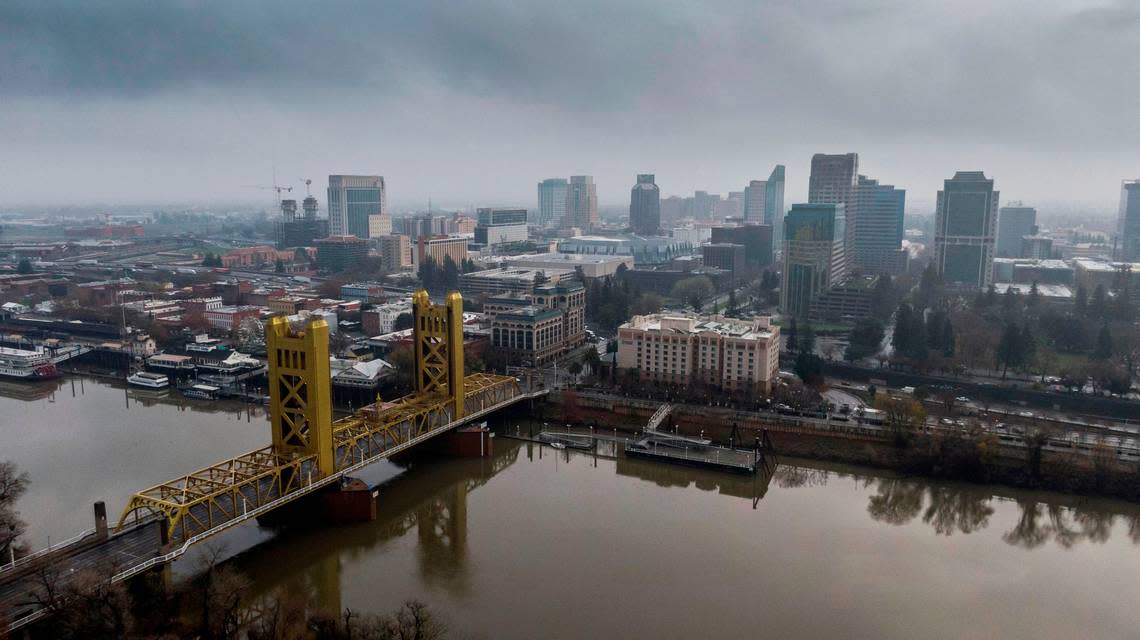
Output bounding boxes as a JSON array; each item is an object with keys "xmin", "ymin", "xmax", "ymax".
[{"xmin": 1, "ymin": 0, "xmax": 1137, "ymax": 208}]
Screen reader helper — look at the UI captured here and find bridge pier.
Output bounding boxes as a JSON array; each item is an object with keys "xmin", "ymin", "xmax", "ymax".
[{"xmin": 427, "ymin": 425, "xmax": 494, "ymax": 458}]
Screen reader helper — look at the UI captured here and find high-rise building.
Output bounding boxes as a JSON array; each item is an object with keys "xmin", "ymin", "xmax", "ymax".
[
  {"xmin": 661, "ymin": 196, "xmax": 688, "ymax": 224},
  {"xmin": 475, "ymin": 208, "xmax": 529, "ymax": 247},
  {"xmin": 1116, "ymin": 180, "xmax": 1140, "ymax": 261},
  {"xmin": 765, "ymin": 165, "xmax": 786, "ymax": 239},
  {"xmin": 315, "ymin": 235, "xmax": 369, "ymax": 273},
  {"xmin": 743, "ymin": 180, "xmax": 766, "ymax": 224},
  {"xmin": 996, "ymin": 204, "xmax": 1038, "ymax": 258},
  {"xmin": 537, "ymin": 178, "xmax": 569, "ymax": 228},
  {"xmin": 327, "ymin": 175, "xmax": 387, "ymax": 238},
  {"xmin": 375, "ymin": 234, "xmax": 411, "ymax": 271},
  {"xmin": 566, "ymin": 176, "xmax": 598, "ymax": 231},
  {"xmin": 693, "ymin": 191, "xmax": 720, "ymax": 220},
  {"xmin": 934, "ymin": 171, "xmax": 999, "ymax": 289},
  {"xmin": 808, "ymin": 154, "xmax": 858, "ymax": 250},
  {"xmin": 630, "ymin": 174, "xmax": 661, "ymax": 236},
  {"xmin": 711, "ymin": 225, "xmax": 774, "ymax": 269},
  {"xmin": 851, "ymin": 176, "xmax": 907, "ymax": 274},
  {"xmin": 781, "ymin": 203, "xmax": 847, "ymax": 318},
  {"xmin": 701, "ymin": 243, "xmax": 746, "ymax": 282}
]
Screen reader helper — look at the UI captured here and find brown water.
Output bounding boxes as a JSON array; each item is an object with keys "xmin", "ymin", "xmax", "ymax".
[{"xmin": 4, "ymin": 378, "xmax": 1140, "ymax": 639}]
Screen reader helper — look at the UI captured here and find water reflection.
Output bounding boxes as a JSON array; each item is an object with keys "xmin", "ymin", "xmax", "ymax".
[
  {"xmin": 855, "ymin": 475, "xmax": 1140, "ymax": 548},
  {"xmin": 229, "ymin": 442, "xmax": 522, "ymax": 608}
]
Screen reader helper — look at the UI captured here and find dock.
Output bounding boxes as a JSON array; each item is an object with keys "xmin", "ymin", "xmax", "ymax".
[{"xmin": 499, "ymin": 424, "xmax": 768, "ymax": 475}]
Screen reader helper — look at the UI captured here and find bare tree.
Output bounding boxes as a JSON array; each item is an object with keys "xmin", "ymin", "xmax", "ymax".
[
  {"xmin": 0, "ymin": 461, "xmax": 29, "ymax": 562},
  {"xmin": 26, "ymin": 562, "xmax": 134, "ymax": 639}
]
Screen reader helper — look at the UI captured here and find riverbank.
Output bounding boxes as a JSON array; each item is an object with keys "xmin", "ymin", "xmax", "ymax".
[{"xmin": 544, "ymin": 391, "xmax": 1140, "ymax": 504}]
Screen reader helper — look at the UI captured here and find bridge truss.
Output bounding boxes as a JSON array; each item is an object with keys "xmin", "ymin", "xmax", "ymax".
[
  {"xmin": 116, "ymin": 290, "xmax": 525, "ymax": 547},
  {"xmin": 117, "ymin": 373, "xmax": 521, "ymax": 546}
]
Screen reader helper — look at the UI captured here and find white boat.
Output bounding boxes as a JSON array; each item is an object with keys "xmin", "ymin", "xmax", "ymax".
[
  {"xmin": 0, "ymin": 347, "xmax": 59, "ymax": 381},
  {"xmin": 127, "ymin": 371, "xmax": 170, "ymax": 389},
  {"xmin": 182, "ymin": 383, "xmax": 221, "ymax": 399}
]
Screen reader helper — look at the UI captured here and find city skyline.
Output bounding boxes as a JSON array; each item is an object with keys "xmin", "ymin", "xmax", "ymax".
[{"xmin": 2, "ymin": 1, "xmax": 1137, "ymax": 210}]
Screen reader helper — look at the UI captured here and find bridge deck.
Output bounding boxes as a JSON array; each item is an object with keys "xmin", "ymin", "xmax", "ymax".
[
  {"xmin": 117, "ymin": 374, "xmax": 528, "ymax": 546},
  {"xmin": 0, "ymin": 521, "xmax": 163, "ymax": 627}
]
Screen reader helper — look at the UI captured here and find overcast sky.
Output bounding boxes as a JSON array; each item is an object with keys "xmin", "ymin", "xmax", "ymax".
[{"xmin": 2, "ymin": 0, "xmax": 1138, "ymax": 213}]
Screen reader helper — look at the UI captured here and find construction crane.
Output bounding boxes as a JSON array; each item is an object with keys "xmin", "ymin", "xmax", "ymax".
[
  {"xmin": 241, "ymin": 184, "xmax": 294, "ymax": 213},
  {"xmin": 299, "ymin": 178, "xmax": 313, "ymax": 197},
  {"xmin": 242, "ymin": 184, "xmax": 293, "ymax": 197}
]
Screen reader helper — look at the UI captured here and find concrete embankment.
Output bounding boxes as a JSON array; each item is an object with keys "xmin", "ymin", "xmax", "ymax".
[{"xmin": 545, "ymin": 390, "xmax": 1140, "ymax": 503}]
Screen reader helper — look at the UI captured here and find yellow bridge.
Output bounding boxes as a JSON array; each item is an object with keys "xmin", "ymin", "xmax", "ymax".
[{"xmin": 117, "ymin": 290, "xmax": 536, "ymax": 547}]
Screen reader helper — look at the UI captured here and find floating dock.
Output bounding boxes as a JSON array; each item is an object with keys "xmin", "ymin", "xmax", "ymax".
[{"xmin": 624, "ymin": 437, "xmax": 761, "ymax": 474}]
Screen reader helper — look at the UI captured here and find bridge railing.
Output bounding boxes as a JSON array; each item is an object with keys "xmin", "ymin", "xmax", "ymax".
[
  {"xmin": 0, "ymin": 528, "xmax": 97, "ymax": 574},
  {"xmin": 116, "ymin": 374, "xmax": 528, "ymax": 547}
]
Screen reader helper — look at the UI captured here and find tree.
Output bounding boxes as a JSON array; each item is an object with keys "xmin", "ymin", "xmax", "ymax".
[
  {"xmin": 1026, "ymin": 281, "xmax": 1040, "ymax": 310},
  {"xmin": 798, "ymin": 322, "xmax": 817, "ymax": 355},
  {"xmin": 442, "ymin": 255, "xmax": 460, "ymax": 291},
  {"xmin": 794, "ymin": 350, "xmax": 824, "ymax": 387},
  {"xmin": 0, "ymin": 460, "xmax": 29, "ymax": 562},
  {"xmin": 670, "ymin": 276, "xmax": 714, "ymax": 312},
  {"xmin": 1091, "ymin": 284, "xmax": 1107, "ymax": 319},
  {"xmin": 984, "ymin": 283, "xmax": 998, "ymax": 308},
  {"xmin": 891, "ymin": 302, "xmax": 914, "ymax": 357},
  {"xmin": 274, "ymin": 258, "xmax": 285, "ymax": 273},
  {"xmin": 16, "ymin": 257, "xmax": 33, "ymax": 274},
  {"xmin": 1002, "ymin": 286, "xmax": 1020, "ymax": 317},
  {"xmin": 869, "ymin": 274, "xmax": 896, "ymax": 321},
  {"xmin": 631, "ymin": 292, "xmax": 664, "ymax": 316},
  {"xmin": 726, "ymin": 289, "xmax": 739, "ymax": 317},
  {"xmin": 846, "ymin": 317, "xmax": 885, "ymax": 361},
  {"xmin": 916, "ymin": 263, "xmax": 942, "ymax": 309},
  {"xmin": 996, "ymin": 322, "xmax": 1029, "ymax": 379},
  {"xmin": 418, "ymin": 256, "xmax": 439, "ymax": 292},
  {"xmin": 393, "ymin": 312, "xmax": 414, "ymax": 331},
  {"xmin": 1074, "ymin": 284, "xmax": 1088, "ymax": 315},
  {"xmin": 1093, "ymin": 323, "xmax": 1113, "ymax": 360},
  {"xmin": 874, "ymin": 395, "xmax": 926, "ymax": 445}
]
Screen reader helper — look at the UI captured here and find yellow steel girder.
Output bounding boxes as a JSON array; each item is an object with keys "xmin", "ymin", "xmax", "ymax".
[{"xmin": 117, "ymin": 374, "xmax": 519, "ymax": 544}]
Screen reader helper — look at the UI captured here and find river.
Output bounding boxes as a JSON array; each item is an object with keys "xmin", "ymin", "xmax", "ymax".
[{"xmin": 3, "ymin": 377, "xmax": 1140, "ymax": 639}]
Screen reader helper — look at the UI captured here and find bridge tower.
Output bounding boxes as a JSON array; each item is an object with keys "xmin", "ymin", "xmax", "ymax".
[
  {"xmin": 267, "ymin": 315, "xmax": 335, "ymax": 477},
  {"xmin": 412, "ymin": 290, "xmax": 465, "ymax": 419}
]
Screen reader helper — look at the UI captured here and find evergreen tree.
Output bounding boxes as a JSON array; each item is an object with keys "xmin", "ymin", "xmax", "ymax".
[
  {"xmin": 984, "ymin": 283, "xmax": 998, "ymax": 307},
  {"xmin": 1002, "ymin": 286, "xmax": 1020, "ymax": 315},
  {"xmin": 794, "ymin": 350, "xmax": 825, "ymax": 386},
  {"xmin": 1091, "ymin": 284, "xmax": 1107, "ymax": 319},
  {"xmin": 869, "ymin": 274, "xmax": 895, "ymax": 320},
  {"xmin": 996, "ymin": 323, "xmax": 1023, "ymax": 379},
  {"xmin": 1020, "ymin": 322, "xmax": 1037, "ymax": 368},
  {"xmin": 1026, "ymin": 281, "xmax": 1040, "ymax": 310},
  {"xmin": 442, "ymin": 255, "xmax": 460, "ymax": 290},
  {"xmin": 940, "ymin": 313, "xmax": 956, "ymax": 357},
  {"xmin": 16, "ymin": 258, "xmax": 33, "ymax": 274},
  {"xmin": 1074, "ymin": 284, "xmax": 1088, "ymax": 315},
  {"xmin": 726, "ymin": 289, "xmax": 738, "ymax": 317},
  {"xmin": 418, "ymin": 255, "xmax": 438, "ymax": 292},
  {"xmin": 892, "ymin": 302, "xmax": 913, "ymax": 355},
  {"xmin": 917, "ymin": 263, "xmax": 941, "ymax": 309},
  {"xmin": 799, "ymin": 323, "xmax": 817, "ymax": 355},
  {"xmin": 1094, "ymin": 323, "xmax": 1113, "ymax": 360}
]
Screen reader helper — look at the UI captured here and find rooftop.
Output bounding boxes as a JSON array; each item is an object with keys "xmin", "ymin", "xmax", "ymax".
[{"xmin": 621, "ymin": 312, "xmax": 777, "ymax": 341}]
